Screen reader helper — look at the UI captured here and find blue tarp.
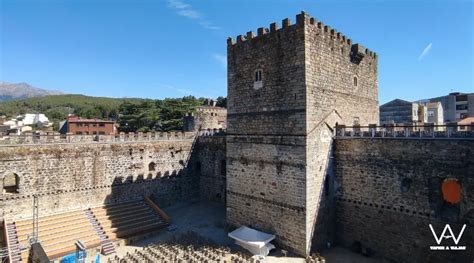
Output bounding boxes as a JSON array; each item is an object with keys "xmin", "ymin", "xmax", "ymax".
[
  {"xmin": 59, "ymin": 250, "xmax": 89, "ymax": 263},
  {"xmin": 60, "ymin": 253, "xmax": 76, "ymax": 263}
]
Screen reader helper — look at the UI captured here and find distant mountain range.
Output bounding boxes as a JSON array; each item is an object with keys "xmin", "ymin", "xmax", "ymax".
[{"xmin": 0, "ymin": 81, "xmax": 64, "ymax": 101}]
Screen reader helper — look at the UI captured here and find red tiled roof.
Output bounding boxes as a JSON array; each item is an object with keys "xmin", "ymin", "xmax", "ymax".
[
  {"xmin": 68, "ymin": 118, "xmax": 115, "ymax": 123},
  {"xmin": 458, "ymin": 117, "xmax": 474, "ymax": 125}
]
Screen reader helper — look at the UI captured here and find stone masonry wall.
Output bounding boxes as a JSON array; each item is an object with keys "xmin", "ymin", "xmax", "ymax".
[
  {"xmin": 0, "ymin": 139, "xmax": 199, "ymax": 220},
  {"xmin": 196, "ymin": 136, "xmax": 227, "ymax": 202},
  {"xmin": 334, "ymin": 138, "xmax": 473, "ymax": 262}
]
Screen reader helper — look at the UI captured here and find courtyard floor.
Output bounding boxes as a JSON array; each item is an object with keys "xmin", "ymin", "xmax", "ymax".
[{"xmin": 93, "ymin": 201, "xmax": 387, "ymax": 263}]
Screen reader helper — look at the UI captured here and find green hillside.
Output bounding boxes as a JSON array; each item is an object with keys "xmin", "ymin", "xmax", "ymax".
[{"xmin": 0, "ymin": 94, "xmax": 225, "ymax": 132}]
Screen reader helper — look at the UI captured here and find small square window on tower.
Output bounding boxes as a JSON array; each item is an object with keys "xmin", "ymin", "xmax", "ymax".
[
  {"xmin": 253, "ymin": 69, "xmax": 263, "ymax": 89},
  {"xmin": 353, "ymin": 117, "xmax": 360, "ymax": 126}
]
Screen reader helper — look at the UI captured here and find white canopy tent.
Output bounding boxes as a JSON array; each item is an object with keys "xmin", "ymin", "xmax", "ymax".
[{"xmin": 228, "ymin": 226, "xmax": 276, "ymax": 256}]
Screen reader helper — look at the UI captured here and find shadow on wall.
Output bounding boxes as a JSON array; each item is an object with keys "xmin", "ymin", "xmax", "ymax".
[
  {"xmin": 89, "ymin": 141, "xmax": 203, "ymax": 248},
  {"xmin": 309, "ymin": 142, "xmax": 336, "ymax": 255}
]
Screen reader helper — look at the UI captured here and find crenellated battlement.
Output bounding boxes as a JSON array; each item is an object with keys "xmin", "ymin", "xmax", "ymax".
[
  {"xmin": 227, "ymin": 11, "xmax": 377, "ymax": 60},
  {"xmin": 0, "ymin": 130, "xmax": 228, "ymax": 146},
  {"xmin": 0, "ymin": 131, "xmax": 196, "ymax": 145}
]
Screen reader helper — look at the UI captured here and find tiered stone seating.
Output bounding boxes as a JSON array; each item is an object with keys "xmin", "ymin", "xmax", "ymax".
[
  {"xmin": 109, "ymin": 231, "xmax": 254, "ymax": 263},
  {"xmin": 4, "ymin": 221, "xmax": 22, "ymax": 263},
  {"xmin": 91, "ymin": 199, "xmax": 168, "ymax": 241},
  {"xmin": 14, "ymin": 210, "xmax": 101, "ymax": 261}
]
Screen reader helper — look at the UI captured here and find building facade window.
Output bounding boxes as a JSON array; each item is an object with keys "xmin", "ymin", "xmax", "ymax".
[{"xmin": 353, "ymin": 76, "xmax": 358, "ymax": 86}]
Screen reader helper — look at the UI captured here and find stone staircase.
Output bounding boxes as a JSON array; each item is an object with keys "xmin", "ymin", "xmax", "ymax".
[
  {"xmin": 5, "ymin": 222, "xmax": 23, "ymax": 262},
  {"xmin": 84, "ymin": 209, "xmax": 116, "ymax": 256},
  {"xmin": 91, "ymin": 199, "xmax": 169, "ymax": 241}
]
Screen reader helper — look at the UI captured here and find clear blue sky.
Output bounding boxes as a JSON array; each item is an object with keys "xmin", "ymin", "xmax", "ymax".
[{"xmin": 1, "ymin": 0, "xmax": 472, "ymax": 103}]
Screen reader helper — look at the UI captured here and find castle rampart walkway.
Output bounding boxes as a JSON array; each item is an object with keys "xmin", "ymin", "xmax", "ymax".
[
  {"xmin": 0, "ymin": 129, "xmax": 225, "ymax": 146},
  {"xmin": 335, "ymin": 124, "xmax": 474, "ymax": 140}
]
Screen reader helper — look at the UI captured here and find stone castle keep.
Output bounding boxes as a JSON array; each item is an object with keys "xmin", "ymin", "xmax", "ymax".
[
  {"xmin": 0, "ymin": 11, "xmax": 472, "ymax": 263},
  {"xmin": 226, "ymin": 11, "xmax": 378, "ymax": 256}
]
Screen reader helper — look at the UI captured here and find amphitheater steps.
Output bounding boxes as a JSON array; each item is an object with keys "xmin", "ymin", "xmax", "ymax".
[
  {"xmin": 85, "ymin": 209, "xmax": 116, "ymax": 256},
  {"xmin": 91, "ymin": 198, "xmax": 169, "ymax": 242},
  {"xmin": 12, "ymin": 209, "xmax": 101, "ymax": 261},
  {"xmin": 14, "ymin": 210, "xmax": 84, "ymax": 227},
  {"xmin": 7, "ymin": 198, "xmax": 170, "ymax": 262},
  {"xmin": 93, "ymin": 205, "xmax": 150, "ymax": 220},
  {"xmin": 16, "ymin": 221, "xmax": 93, "ymax": 241},
  {"xmin": 5, "ymin": 223, "xmax": 23, "ymax": 263}
]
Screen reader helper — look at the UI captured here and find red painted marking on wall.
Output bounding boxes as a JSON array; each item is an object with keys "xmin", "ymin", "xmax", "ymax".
[{"xmin": 442, "ymin": 179, "xmax": 462, "ymax": 204}]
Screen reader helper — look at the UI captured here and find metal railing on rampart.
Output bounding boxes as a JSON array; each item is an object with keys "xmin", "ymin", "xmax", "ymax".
[{"xmin": 335, "ymin": 124, "xmax": 474, "ymax": 139}]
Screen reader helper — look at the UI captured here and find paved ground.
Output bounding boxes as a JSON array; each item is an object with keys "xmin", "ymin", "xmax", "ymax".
[{"xmin": 91, "ymin": 201, "xmax": 386, "ymax": 263}]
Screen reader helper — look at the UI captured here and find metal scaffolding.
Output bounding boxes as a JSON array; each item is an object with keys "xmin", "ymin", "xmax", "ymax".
[{"xmin": 29, "ymin": 194, "xmax": 39, "ymax": 245}]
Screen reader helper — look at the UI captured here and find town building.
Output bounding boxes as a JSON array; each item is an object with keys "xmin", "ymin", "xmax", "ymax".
[
  {"xmin": 1, "ymin": 113, "xmax": 52, "ymax": 135},
  {"xmin": 379, "ymin": 99, "xmax": 426, "ymax": 125},
  {"xmin": 425, "ymin": 102, "xmax": 444, "ymax": 124},
  {"xmin": 458, "ymin": 117, "xmax": 474, "ymax": 131},
  {"xmin": 59, "ymin": 115, "xmax": 116, "ymax": 135},
  {"xmin": 20, "ymin": 113, "xmax": 51, "ymax": 126},
  {"xmin": 428, "ymin": 92, "xmax": 474, "ymax": 122}
]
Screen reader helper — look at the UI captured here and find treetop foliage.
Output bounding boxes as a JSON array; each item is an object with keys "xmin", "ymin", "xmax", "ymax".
[{"xmin": 0, "ymin": 94, "xmax": 226, "ymax": 132}]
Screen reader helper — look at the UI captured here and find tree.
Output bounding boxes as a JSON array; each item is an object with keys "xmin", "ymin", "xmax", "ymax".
[{"xmin": 216, "ymin": 96, "xmax": 227, "ymax": 108}]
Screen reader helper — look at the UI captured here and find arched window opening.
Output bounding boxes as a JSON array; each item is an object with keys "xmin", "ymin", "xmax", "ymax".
[
  {"xmin": 353, "ymin": 76, "xmax": 358, "ymax": 86},
  {"xmin": 255, "ymin": 69, "xmax": 263, "ymax": 82},
  {"xmin": 148, "ymin": 162, "xmax": 156, "ymax": 171},
  {"xmin": 253, "ymin": 69, "xmax": 264, "ymax": 89},
  {"xmin": 3, "ymin": 173, "xmax": 19, "ymax": 194}
]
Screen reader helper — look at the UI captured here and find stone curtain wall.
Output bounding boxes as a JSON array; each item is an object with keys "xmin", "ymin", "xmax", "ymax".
[
  {"xmin": 334, "ymin": 138, "xmax": 474, "ymax": 262},
  {"xmin": 0, "ymin": 139, "xmax": 198, "ymax": 220},
  {"xmin": 226, "ymin": 15, "xmax": 308, "ymax": 255},
  {"xmin": 0, "ymin": 131, "xmax": 196, "ymax": 145},
  {"xmin": 196, "ymin": 136, "xmax": 227, "ymax": 202}
]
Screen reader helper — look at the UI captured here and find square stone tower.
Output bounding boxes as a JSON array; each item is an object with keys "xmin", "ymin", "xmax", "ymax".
[{"xmin": 226, "ymin": 11, "xmax": 379, "ymax": 255}]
